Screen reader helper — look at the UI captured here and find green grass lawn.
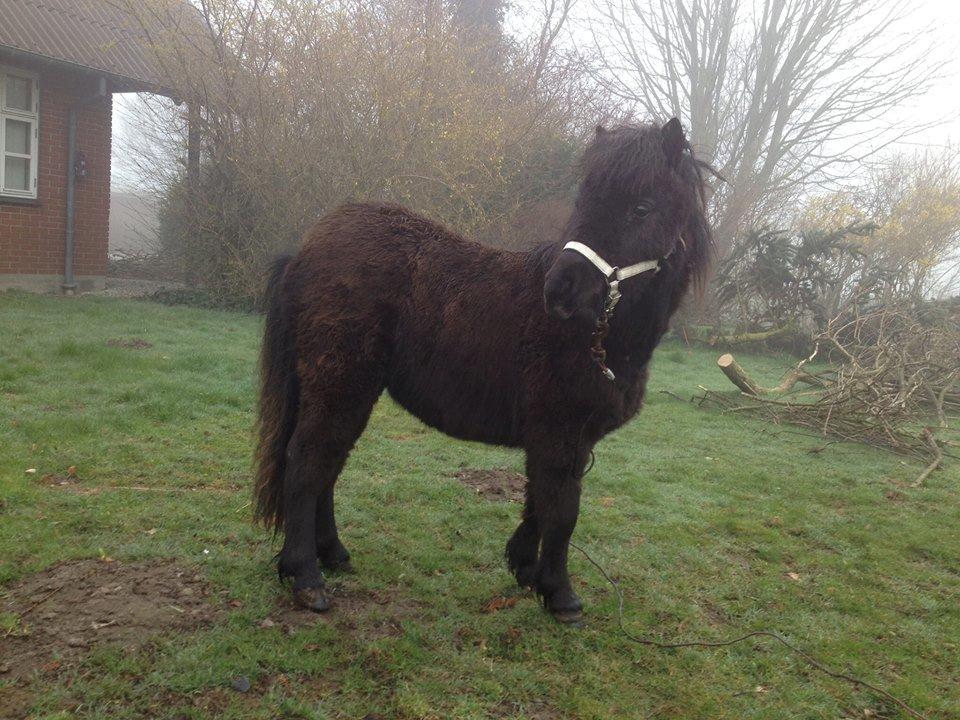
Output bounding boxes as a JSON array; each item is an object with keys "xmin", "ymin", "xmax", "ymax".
[{"xmin": 0, "ymin": 291, "xmax": 957, "ymax": 720}]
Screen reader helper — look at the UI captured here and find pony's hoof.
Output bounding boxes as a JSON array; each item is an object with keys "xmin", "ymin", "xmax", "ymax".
[
  {"xmin": 293, "ymin": 586, "xmax": 331, "ymax": 612},
  {"xmin": 324, "ymin": 559, "xmax": 354, "ymax": 574},
  {"xmin": 551, "ymin": 607, "xmax": 585, "ymax": 625},
  {"xmin": 544, "ymin": 588, "xmax": 583, "ymax": 624}
]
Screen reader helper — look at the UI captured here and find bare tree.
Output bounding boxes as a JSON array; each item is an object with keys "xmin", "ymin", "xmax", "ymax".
[
  {"xmin": 590, "ymin": 0, "xmax": 940, "ymax": 254},
  {"xmin": 453, "ymin": 0, "xmax": 506, "ymax": 35}
]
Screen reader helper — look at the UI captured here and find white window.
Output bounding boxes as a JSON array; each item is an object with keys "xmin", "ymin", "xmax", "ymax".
[{"xmin": 0, "ymin": 67, "xmax": 39, "ymax": 199}]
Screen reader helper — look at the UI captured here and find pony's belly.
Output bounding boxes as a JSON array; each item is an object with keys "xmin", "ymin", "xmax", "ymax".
[
  {"xmin": 385, "ymin": 372, "xmax": 522, "ymax": 448},
  {"xmin": 385, "ymin": 308, "xmax": 526, "ymax": 447}
]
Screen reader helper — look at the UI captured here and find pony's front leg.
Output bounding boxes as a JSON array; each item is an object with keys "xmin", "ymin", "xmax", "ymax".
[
  {"xmin": 505, "ymin": 490, "xmax": 539, "ymax": 588},
  {"xmin": 525, "ymin": 442, "xmax": 590, "ymax": 623}
]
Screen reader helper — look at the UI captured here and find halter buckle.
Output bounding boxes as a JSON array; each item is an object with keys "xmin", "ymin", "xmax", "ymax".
[{"xmin": 605, "ymin": 276, "xmax": 621, "ymax": 314}]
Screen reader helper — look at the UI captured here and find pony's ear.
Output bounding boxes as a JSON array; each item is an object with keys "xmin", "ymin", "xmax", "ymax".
[{"xmin": 661, "ymin": 117, "xmax": 686, "ymax": 165}]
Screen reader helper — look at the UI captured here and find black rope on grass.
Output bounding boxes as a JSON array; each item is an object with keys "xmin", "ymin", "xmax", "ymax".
[{"xmin": 569, "ymin": 541, "xmax": 929, "ymax": 720}]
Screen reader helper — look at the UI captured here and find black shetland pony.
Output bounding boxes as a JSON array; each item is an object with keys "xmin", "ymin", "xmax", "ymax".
[{"xmin": 255, "ymin": 119, "xmax": 712, "ymax": 623}]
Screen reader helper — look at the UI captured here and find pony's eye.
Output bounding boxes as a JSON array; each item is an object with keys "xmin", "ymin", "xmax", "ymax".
[{"xmin": 633, "ymin": 202, "xmax": 653, "ymax": 219}]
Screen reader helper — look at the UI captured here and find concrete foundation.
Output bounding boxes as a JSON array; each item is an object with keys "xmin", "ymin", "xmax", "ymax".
[{"xmin": 0, "ymin": 274, "xmax": 106, "ymax": 294}]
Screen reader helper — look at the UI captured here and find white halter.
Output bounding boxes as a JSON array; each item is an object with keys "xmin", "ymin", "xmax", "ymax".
[{"xmin": 562, "ymin": 241, "xmax": 660, "ymax": 314}]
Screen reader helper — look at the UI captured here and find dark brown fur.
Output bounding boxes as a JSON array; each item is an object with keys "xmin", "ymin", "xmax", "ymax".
[{"xmin": 254, "ymin": 120, "xmax": 712, "ymax": 619}]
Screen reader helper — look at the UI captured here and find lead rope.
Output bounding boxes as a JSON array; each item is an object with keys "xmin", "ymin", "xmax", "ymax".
[
  {"xmin": 575, "ymin": 244, "xmax": 927, "ymax": 718},
  {"xmin": 570, "ymin": 433, "xmax": 928, "ymax": 720},
  {"xmin": 590, "ymin": 276, "xmax": 622, "ymax": 381},
  {"xmin": 590, "ymin": 311, "xmax": 614, "ymax": 381}
]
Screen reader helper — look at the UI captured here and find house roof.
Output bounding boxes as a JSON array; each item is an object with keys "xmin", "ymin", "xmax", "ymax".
[{"xmin": 0, "ymin": 0, "xmax": 202, "ymax": 93}]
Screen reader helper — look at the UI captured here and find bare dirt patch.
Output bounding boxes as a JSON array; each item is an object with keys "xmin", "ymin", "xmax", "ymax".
[
  {"xmin": 0, "ymin": 559, "xmax": 222, "ymax": 679},
  {"xmin": 32, "ymin": 467, "xmax": 91, "ymax": 494},
  {"xmin": 697, "ymin": 598, "xmax": 731, "ymax": 626},
  {"xmin": 0, "ymin": 684, "xmax": 34, "ymax": 720},
  {"xmin": 264, "ymin": 583, "xmax": 421, "ymax": 640},
  {"xmin": 454, "ymin": 468, "xmax": 526, "ymax": 503},
  {"xmin": 36, "ymin": 472, "xmax": 80, "ymax": 488}
]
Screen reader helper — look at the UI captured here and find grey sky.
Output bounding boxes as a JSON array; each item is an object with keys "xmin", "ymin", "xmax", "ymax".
[{"xmin": 882, "ymin": 0, "xmax": 960, "ymax": 150}]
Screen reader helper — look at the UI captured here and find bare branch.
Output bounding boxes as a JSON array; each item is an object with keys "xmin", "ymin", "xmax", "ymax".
[{"xmin": 589, "ymin": 0, "xmax": 944, "ymax": 254}]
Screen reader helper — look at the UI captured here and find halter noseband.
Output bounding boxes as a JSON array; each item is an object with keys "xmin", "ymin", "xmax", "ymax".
[
  {"xmin": 562, "ymin": 241, "xmax": 660, "ymax": 315},
  {"xmin": 561, "ymin": 240, "xmax": 666, "ymax": 382}
]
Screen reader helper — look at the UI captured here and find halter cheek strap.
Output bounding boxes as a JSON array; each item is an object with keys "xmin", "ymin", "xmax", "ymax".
[{"xmin": 560, "ymin": 240, "xmax": 667, "ymax": 381}]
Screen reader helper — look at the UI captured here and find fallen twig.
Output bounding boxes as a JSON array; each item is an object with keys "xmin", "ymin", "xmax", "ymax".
[{"xmin": 657, "ymin": 390, "xmax": 690, "ymax": 402}]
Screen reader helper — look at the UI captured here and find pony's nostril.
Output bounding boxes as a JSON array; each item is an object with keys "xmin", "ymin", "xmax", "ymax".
[
  {"xmin": 544, "ymin": 267, "xmax": 597, "ymax": 321},
  {"xmin": 544, "ymin": 285, "xmax": 570, "ymax": 320},
  {"xmin": 546, "ymin": 299, "xmax": 574, "ymax": 320}
]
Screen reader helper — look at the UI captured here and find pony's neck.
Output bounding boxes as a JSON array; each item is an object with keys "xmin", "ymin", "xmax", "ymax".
[{"xmin": 605, "ymin": 260, "xmax": 689, "ymax": 368}]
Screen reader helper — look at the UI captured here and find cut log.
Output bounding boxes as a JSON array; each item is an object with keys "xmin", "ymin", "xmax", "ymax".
[
  {"xmin": 716, "ymin": 353, "xmax": 817, "ymax": 396},
  {"xmin": 717, "ymin": 353, "xmax": 762, "ymax": 395}
]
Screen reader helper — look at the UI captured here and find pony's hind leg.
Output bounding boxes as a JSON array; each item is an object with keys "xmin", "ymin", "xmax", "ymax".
[
  {"xmin": 277, "ymin": 416, "xmax": 329, "ymax": 609},
  {"xmin": 316, "ymin": 482, "xmax": 351, "ymax": 572},
  {"xmin": 278, "ymin": 347, "xmax": 385, "ymax": 611}
]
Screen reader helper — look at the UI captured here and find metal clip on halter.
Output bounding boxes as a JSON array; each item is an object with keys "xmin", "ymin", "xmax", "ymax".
[
  {"xmin": 590, "ymin": 312, "xmax": 616, "ymax": 381},
  {"xmin": 605, "ymin": 274, "xmax": 621, "ymax": 314}
]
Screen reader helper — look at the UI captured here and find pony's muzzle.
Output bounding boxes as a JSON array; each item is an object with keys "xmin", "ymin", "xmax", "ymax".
[
  {"xmin": 544, "ymin": 277, "xmax": 576, "ymax": 320},
  {"xmin": 543, "ymin": 256, "xmax": 603, "ymax": 322}
]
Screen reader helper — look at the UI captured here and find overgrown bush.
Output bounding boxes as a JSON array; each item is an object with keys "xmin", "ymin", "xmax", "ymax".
[
  {"xmin": 123, "ymin": 0, "xmax": 611, "ymax": 305},
  {"xmin": 712, "ymin": 223, "xmax": 876, "ymax": 344}
]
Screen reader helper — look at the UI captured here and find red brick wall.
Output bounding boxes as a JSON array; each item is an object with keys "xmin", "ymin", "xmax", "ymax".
[{"xmin": 0, "ymin": 62, "xmax": 112, "ymax": 286}]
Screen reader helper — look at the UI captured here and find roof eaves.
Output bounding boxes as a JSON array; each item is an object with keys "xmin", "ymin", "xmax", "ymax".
[{"xmin": 0, "ymin": 44, "xmax": 176, "ymax": 96}]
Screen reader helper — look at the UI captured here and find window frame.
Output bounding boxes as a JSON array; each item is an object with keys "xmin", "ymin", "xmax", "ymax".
[{"xmin": 0, "ymin": 66, "xmax": 40, "ymax": 199}]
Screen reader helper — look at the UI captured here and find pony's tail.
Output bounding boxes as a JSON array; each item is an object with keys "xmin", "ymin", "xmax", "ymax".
[{"xmin": 254, "ymin": 254, "xmax": 297, "ymax": 532}]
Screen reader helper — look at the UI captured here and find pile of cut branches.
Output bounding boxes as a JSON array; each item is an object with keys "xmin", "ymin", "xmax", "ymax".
[{"xmin": 699, "ymin": 298, "xmax": 959, "ymax": 484}]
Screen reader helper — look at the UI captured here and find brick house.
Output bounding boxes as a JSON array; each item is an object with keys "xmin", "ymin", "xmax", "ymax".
[{"xmin": 0, "ymin": 0, "xmax": 193, "ymax": 293}]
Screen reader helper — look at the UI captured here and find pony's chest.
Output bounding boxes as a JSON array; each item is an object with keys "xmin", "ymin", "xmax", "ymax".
[{"xmin": 593, "ymin": 364, "xmax": 649, "ymax": 435}]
